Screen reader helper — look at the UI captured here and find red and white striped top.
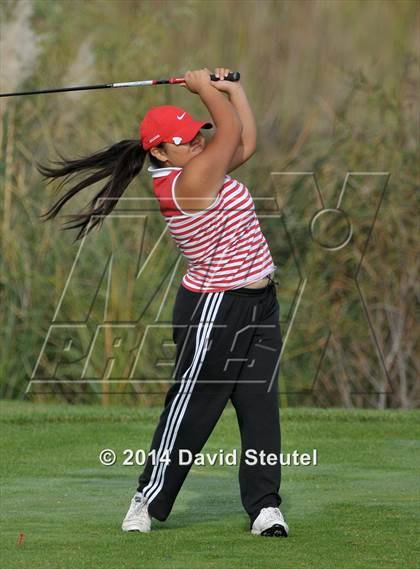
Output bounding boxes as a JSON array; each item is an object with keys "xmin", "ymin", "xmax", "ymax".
[{"xmin": 148, "ymin": 165, "xmax": 277, "ymax": 293}]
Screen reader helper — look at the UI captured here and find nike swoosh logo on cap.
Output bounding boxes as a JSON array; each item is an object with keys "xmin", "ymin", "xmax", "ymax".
[{"xmin": 177, "ymin": 113, "xmax": 186, "ymax": 120}]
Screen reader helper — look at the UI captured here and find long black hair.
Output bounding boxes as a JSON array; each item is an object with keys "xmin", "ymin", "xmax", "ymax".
[{"xmin": 37, "ymin": 139, "xmax": 166, "ymax": 242}]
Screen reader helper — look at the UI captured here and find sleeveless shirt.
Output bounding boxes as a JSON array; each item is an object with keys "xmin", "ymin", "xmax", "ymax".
[{"xmin": 148, "ymin": 165, "xmax": 277, "ymax": 293}]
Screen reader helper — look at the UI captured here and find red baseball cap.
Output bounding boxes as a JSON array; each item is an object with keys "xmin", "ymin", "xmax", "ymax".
[{"xmin": 139, "ymin": 105, "xmax": 213, "ymax": 151}]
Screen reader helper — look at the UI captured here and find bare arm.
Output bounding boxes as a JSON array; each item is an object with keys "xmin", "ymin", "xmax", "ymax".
[
  {"xmin": 210, "ymin": 68, "xmax": 257, "ymax": 173},
  {"xmin": 228, "ymin": 85, "xmax": 257, "ymax": 154},
  {"xmin": 175, "ymin": 68, "xmax": 242, "ymax": 212},
  {"xmin": 224, "ymin": 86, "xmax": 257, "ymax": 173}
]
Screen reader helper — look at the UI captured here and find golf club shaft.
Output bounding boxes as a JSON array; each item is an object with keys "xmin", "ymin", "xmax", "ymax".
[{"xmin": 0, "ymin": 71, "xmax": 240, "ymax": 98}]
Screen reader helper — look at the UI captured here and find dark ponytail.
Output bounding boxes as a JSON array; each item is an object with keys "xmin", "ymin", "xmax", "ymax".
[{"xmin": 37, "ymin": 139, "xmax": 165, "ymax": 242}]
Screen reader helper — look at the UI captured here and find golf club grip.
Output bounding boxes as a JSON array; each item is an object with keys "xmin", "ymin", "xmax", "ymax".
[{"xmin": 209, "ymin": 71, "xmax": 240, "ymax": 82}]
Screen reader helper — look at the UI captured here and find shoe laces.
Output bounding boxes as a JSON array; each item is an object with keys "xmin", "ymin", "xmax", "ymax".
[
  {"xmin": 129, "ymin": 494, "xmax": 150, "ymax": 520},
  {"xmin": 261, "ymin": 507, "xmax": 283, "ymax": 523}
]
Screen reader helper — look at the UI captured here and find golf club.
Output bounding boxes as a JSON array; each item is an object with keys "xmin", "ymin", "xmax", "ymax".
[{"xmin": 0, "ymin": 71, "xmax": 240, "ymax": 98}]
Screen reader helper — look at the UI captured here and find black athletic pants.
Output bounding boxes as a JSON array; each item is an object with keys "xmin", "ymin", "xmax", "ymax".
[{"xmin": 137, "ymin": 276, "xmax": 283, "ymax": 527}]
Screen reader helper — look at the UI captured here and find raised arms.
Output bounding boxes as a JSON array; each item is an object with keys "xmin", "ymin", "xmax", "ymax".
[
  {"xmin": 175, "ymin": 68, "xmax": 243, "ymax": 214},
  {"xmin": 211, "ymin": 67, "xmax": 257, "ymax": 174}
]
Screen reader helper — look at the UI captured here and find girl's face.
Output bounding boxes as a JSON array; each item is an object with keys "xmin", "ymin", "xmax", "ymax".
[{"xmin": 150, "ymin": 131, "xmax": 206, "ymax": 167}]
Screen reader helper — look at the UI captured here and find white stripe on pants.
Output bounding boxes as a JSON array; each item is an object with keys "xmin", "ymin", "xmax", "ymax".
[{"xmin": 142, "ymin": 291, "xmax": 225, "ymax": 504}]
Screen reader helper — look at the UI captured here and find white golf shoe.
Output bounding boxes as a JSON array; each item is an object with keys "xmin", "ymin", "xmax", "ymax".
[
  {"xmin": 251, "ymin": 507, "xmax": 289, "ymax": 537},
  {"xmin": 121, "ymin": 492, "xmax": 152, "ymax": 532}
]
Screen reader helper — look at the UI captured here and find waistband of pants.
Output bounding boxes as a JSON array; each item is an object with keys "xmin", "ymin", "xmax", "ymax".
[
  {"xmin": 180, "ymin": 274, "xmax": 278, "ymax": 297},
  {"xmin": 225, "ymin": 280, "xmax": 275, "ymax": 296},
  {"xmin": 222, "ymin": 273, "xmax": 278, "ymax": 296}
]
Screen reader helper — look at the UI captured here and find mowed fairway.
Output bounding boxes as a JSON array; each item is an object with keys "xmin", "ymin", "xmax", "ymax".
[{"xmin": 1, "ymin": 401, "xmax": 419, "ymax": 569}]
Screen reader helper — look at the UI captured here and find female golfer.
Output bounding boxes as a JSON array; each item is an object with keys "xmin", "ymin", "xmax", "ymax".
[{"xmin": 38, "ymin": 67, "xmax": 288, "ymax": 538}]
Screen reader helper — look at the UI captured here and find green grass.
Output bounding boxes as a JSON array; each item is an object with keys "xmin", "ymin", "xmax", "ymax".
[{"xmin": 1, "ymin": 402, "xmax": 419, "ymax": 569}]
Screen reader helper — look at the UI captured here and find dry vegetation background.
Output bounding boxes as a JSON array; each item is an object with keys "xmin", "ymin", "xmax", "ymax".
[{"xmin": 0, "ymin": 0, "xmax": 418, "ymax": 408}]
